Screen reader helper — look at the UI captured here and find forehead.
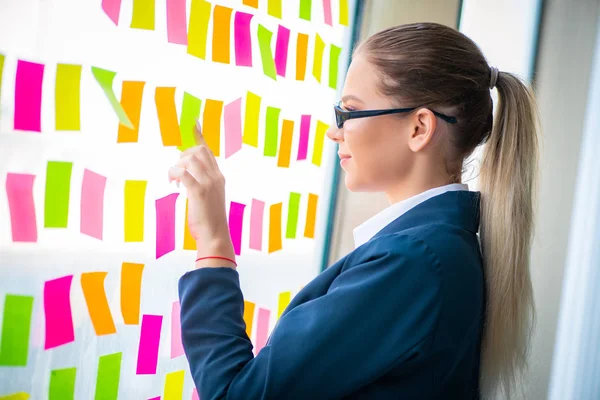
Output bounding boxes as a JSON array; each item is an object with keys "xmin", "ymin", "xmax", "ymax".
[{"xmin": 343, "ymin": 54, "xmax": 391, "ymax": 107}]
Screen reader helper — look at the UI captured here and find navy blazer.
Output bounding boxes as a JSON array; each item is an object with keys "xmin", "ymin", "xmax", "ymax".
[{"xmin": 179, "ymin": 190, "xmax": 486, "ymax": 399}]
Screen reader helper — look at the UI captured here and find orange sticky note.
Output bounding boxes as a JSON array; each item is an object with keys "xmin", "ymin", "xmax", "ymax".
[
  {"xmin": 268, "ymin": 202, "xmax": 282, "ymax": 253},
  {"xmin": 296, "ymin": 33, "xmax": 308, "ymax": 81},
  {"xmin": 183, "ymin": 199, "xmax": 196, "ymax": 250},
  {"xmin": 118, "ymin": 81, "xmax": 145, "ymax": 143},
  {"xmin": 120, "ymin": 262, "xmax": 144, "ymax": 325},
  {"xmin": 243, "ymin": 0, "xmax": 258, "ymax": 7},
  {"xmin": 81, "ymin": 272, "xmax": 116, "ymax": 336},
  {"xmin": 304, "ymin": 193, "xmax": 318, "ymax": 238},
  {"xmin": 203, "ymin": 99, "xmax": 223, "ymax": 156},
  {"xmin": 312, "ymin": 120, "xmax": 328, "ymax": 166},
  {"xmin": 155, "ymin": 87, "xmax": 182, "ymax": 146},
  {"xmin": 278, "ymin": 291, "xmax": 291, "ymax": 319},
  {"xmin": 277, "ymin": 119, "xmax": 294, "ymax": 168},
  {"xmin": 212, "ymin": 6, "xmax": 232, "ymax": 64},
  {"xmin": 243, "ymin": 301, "xmax": 255, "ymax": 339}
]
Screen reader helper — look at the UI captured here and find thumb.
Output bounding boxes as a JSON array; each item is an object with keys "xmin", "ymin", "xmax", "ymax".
[{"xmin": 194, "ymin": 119, "xmax": 207, "ymax": 146}]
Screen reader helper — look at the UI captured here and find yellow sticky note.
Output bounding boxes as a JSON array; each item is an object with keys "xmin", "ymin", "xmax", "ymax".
[
  {"xmin": 55, "ymin": 64, "xmax": 82, "ymax": 131},
  {"xmin": 131, "ymin": 0, "xmax": 155, "ymax": 30},
  {"xmin": 304, "ymin": 193, "xmax": 318, "ymax": 238},
  {"xmin": 203, "ymin": 99, "xmax": 224, "ymax": 157},
  {"xmin": 243, "ymin": 92, "xmax": 261, "ymax": 147},
  {"xmin": 278, "ymin": 292, "xmax": 291, "ymax": 319},
  {"xmin": 312, "ymin": 121, "xmax": 328, "ymax": 166},
  {"xmin": 277, "ymin": 120, "xmax": 294, "ymax": 168},
  {"xmin": 339, "ymin": 0, "xmax": 349, "ymax": 26},
  {"xmin": 243, "ymin": 301, "xmax": 256, "ymax": 339},
  {"xmin": 268, "ymin": 0, "xmax": 282, "ymax": 18},
  {"xmin": 124, "ymin": 180, "xmax": 146, "ymax": 242},
  {"xmin": 188, "ymin": 0, "xmax": 211, "ymax": 59},
  {"xmin": 163, "ymin": 370, "xmax": 185, "ymax": 400},
  {"xmin": 312, "ymin": 34, "xmax": 325, "ymax": 83},
  {"xmin": 0, "ymin": 393, "xmax": 29, "ymax": 400},
  {"xmin": 268, "ymin": 203, "xmax": 282, "ymax": 253}
]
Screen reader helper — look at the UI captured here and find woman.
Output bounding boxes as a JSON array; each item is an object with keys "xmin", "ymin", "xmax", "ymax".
[{"xmin": 169, "ymin": 23, "xmax": 538, "ymax": 399}]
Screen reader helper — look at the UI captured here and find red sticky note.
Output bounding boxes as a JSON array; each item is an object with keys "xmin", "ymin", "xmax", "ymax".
[
  {"xmin": 234, "ymin": 12, "xmax": 253, "ymax": 67},
  {"xmin": 81, "ymin": 169, "xmax": 107, "ymax": 240},
  {"xmin": 14, "ymin": 60, "xmax": 44, "ymax": 132},
  {"xmin": 254, "ymin": 307, "xmax": 270, "ymax": 355},
  {"xmin": 44, "ymin": 275, "xmax": 75, "ymax": 349},
  {"xmin": 167, "ymin": 0, "xmax": 187, "ymax": 44},
  {"xmin": 224, "ymin": 98, "xmax": 242, "ymax": 158},
  {"xmin": 5, "ymin": 173, "xmax": 38, "ymax": 242},
  {"xmin": 228, "ymin": 202, "xmax": 246, "ymax": 256},
  {"xmin": 170, "ymin": 301, "xmax": 183, "ymax": 358},
  {"xmin": 136, "ymin": 314, "xmax": 162, "ymax": 374},
  {"xmin": 102, "ymin": 0, "xmax": 122, "ymax": 25},
  {"xmin": 249, "ymin": 199, "xmax": 264, "ymax": 251},
  {"xmin": 274, "ymin": 25, "xmax": 290, "ymax": 77},
  {"xmin": 156, "ymin": 193, "xmax": 179, "ymax": 259},
  {"xmin": 297, "ymin": 115, "xmax": 311, "ymax": 160}
]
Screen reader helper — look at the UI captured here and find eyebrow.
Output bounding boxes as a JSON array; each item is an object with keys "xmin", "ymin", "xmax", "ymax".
[{"xmin": 341, "ymin": 95, "xmax": 364, "ymax": 104}]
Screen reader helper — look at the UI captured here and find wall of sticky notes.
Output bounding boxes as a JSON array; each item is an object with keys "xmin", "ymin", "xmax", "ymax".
[{"xmin": 0, "ymin": 0, "xmax": 355, "ymax": 398}]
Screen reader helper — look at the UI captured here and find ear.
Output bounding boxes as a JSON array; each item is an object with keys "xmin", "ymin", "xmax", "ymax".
[{"xmin": 408, "ymin": 108, "xmax": 437, "ymax": 152}]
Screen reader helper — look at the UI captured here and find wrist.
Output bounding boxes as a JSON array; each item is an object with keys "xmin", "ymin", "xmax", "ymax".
[{"xmin": 195, "ymin": 239, "xmax": 236, "ymax": 269}]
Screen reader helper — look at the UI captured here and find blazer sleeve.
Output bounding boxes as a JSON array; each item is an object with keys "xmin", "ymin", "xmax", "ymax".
[{"xmin": 178, "ymin": 233, "xmax": 443, "ymax": 400}]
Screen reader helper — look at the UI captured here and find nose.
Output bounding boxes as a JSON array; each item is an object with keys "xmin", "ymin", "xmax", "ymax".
[{"xmin": 326, "ymin": 124, "xmax": 344, "ymax": 143}]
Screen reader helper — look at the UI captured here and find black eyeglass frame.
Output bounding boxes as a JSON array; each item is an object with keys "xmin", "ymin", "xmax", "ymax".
[{"xmin": 333, "ymin": 102, "xmax": 457, "ymax": 128}]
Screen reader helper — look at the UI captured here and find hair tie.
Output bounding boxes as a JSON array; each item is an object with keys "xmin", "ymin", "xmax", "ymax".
[{"xmin": 489, "ymin": 66, "xmax": 499, "ymax": 89}]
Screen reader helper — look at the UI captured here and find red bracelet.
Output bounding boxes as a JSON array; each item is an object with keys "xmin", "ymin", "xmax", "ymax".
[{"xmin": 195, "ymin": 256, "xmax": 237, "ymax": 266}]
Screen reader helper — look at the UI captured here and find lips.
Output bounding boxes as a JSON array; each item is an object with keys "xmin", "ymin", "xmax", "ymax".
[{"xmin": 338, "ymin": 153, "xmax": 351, "ymax": 160}]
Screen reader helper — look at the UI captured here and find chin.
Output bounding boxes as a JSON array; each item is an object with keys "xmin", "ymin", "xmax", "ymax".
[{"xmin": 344, "ymin": 174, "xmax": 365, "ymax": 192}]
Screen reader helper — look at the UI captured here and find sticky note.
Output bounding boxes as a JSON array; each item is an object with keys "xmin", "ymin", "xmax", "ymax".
[
  {"xmin": 297, "ymin": 115, "xmax": 311, "ymax": 160},
  {"xmin": 286, "ymin": 192, "xmax": 300, "ymax": 238},
  {"xmin": 339, "ymin": 0, "xmax": 349, "ymax": 25},
  {"xmin": 118, "ymin": 81, "xmax": 145, "ymax": 142},
  {"xmin": 81, "ymin": 169, "xmax": 107, "ymax": 240},
  {"xmin": 323, "ymin": 0, "xmax": 332, "ymax": 26},
  {"xmin": 44, "ymin": 161, "xmax": 73, "ymax": 228},
  {"xmin": 94, "ymin": 352, "xmax": 122, "ymax": 400},
  {"xmin": 0, "ymin": 54, "xmax": 5, "ymax": 116},
  {"xmin": 124, "ymin": 180, "xmax": 147, "ymax": 242},
  {"xmin": 14, "ymin": 60, "xmax": 44, "ymax": 132},
  {"xmin": 170, "ymin": 301, "xmax": 183, "ymax": 358},
  {"xmin": 120, "ymin": 262, "xmax": 145, "ymax": 325},
  {"xmin": 268, "ymin": 0, "xmax": 282, "ymax": 18},
  {"xmin": 178, "ymin": 92, "xmax": 201, "ymax": 151},
  {"xmin": 136, "ymin": 314, "xmax": 162, "ymax": 374},
  {"xmin": 91, "ymin": 67, "xmax": 133, "ymax": 129},
  {"xmin": 49, "ymin": 368, "xmax": 76, "ymax": 400},
  {"xmin": 192, "ymin": 389, "xmax": 199, "ymax": 400},
  {"xmin": 257, "ymin": 25, "xmax": 277, "ymax": 80},
  {"xmin": 313, "ymin": 34, "xmax": 325, "ymax": 83},
  {"xmin": 183, "ymin": 199, "xmax": 197, "ymax": 250},
  {"xmin": 295, "ymin": 33, "xmax": 308, "ymax": 81},
  {"xmin": 234, "ymin": 12, "xmax": 253, "ymax": 67},
  {"xmin": 188, "ymin": 0, "xmax": 211, "ymax": 59},
  {"xmin": 243, "ymin": 92, "xmax": 261, "ymax": 147},
  {"xmin": 264, "ymin": 107, "xmax": 280, "ymax": 157},
  {"xmin": 6, "ymin": 173, "xmax": 38, "ymax": 242},
  {"xmin": 156, "ymin": 87, "xmax": 182, "ymax": 147},
  {"xmin": 212, "ymin": 6, "xmax": 232, "ymax": 64},
  {"xmin": 44, "ymin": 275, "xmax": 74, "ymax": 349},
  {"xmin": 329, "ymin": 44, "xmax": 342, "ymax": 89},
  {"xmin": 164, "ymin": 370, "xmax": 184, "ymax": 400},
  {"xmin": 278, "ymin": 291, "xmax": 291, "ymax": 319},
  {"xmin": 81, "ymin": 272, "xmax": 116, "ymax": 336},
  {"xmin": 304, "ymin": 193, "xmax": 318, "ymax": 238},
  {"xmin": 156, "ymin": 193, "xmax": 179, "ymax": 259},
  {"xmin": 254, "ymin": 308, "xmax": 270, "ymax": 355},
  {"xmin": 268, "ymin": 203, "xmax": 282, "ymax": 253},
  {"xmin": 224, "ymin": 98, "xmax": 242, "ymax": 158},
  {"xmin": 167, "ymin": 0, "xmax": 187, "ymax": 44},
  {"xmin": 277, "ymin": 119, "xmax": 293, "ymax": 168},
  {"xmin": 147, "ymin": 397, "xmax": 160, "ymax": 400},
  {"xmin": 0, "ymin": 393, "xmax": 29, "ymax": 400},
  {"xmin": 131, "ymin": 0, "xmax": 154, "ymax": 30},
  {"xmin": 243, "ymin": 0, "xmax": 258, "ymax": 7},
  {"xmin": 242, "ymin": 301, "xmax": 256, "ymax": 339},
  {"xmin": 274, "ymin": 25, "xmax": 290, "ymax": 77},
  {"xmin": 0, "ymin": 295, "xmax": 34, "ymax": 366},
  {"xmin": 102, "ymin": 0, "xmax": 122, "ymax": 25},
  {"xmin": 203, "ymin": 99, "xmax": 223, "ymax": 156},
  {"xmin": 229, "ymin": 202, "xmax": 246, "ymax": 256},
  {"xmin": 55, "ymin": 64, "xmax": 82, "ymax": 131},
  {"xmin": 312, "ymin": 120, "xmax": 328, "ymax": 166},
  {"xmin": 299, "ymin": 0, "xmax": 312, "ymax": 20},
  {"xmin": 249, "ymin": 199, "xmax": 264, "ymax": 251}
]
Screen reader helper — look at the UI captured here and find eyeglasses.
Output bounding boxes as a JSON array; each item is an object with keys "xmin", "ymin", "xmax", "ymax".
[{"xmin": 333, "ymin": 101, "xmax": 457, "ymax": 129}]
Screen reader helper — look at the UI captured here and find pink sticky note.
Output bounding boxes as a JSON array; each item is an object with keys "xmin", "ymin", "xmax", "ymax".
[
  {"xmin": 81, "ymin": 169, "xmax": 106, "ymax": 240},
  {"xmin": 14, "ymin": 60, "xmax": 44, "ymax": 132},
  {"xmin": 254, "ymin": 307, "xmax": 271, "ymax": 355},
  {"xmin": 228, "ymin": 202, "xmax": 246, "ymax": 256},
  {"xmin": 137, "ymin": 314, "xmax": 163, "ymax": 374},
  {"xmin": 167, "ymin": 0, "xmax": 187, "ymax": 45},
  {"xmin": 102, "ymin": 0, "xmax": 122, "ymax": 25},
  {"xmin": 148, "ymin": 397, "xmax": 160, "ymax": 400},
  {"xmin": 156, "ymin": 193, "xmax": 179, "ymax": 259},
  {"xmin": 44, "ymin": 275, "xmax": 75, "ymax": 349},
  {"xmin": 5, "ymin": 173, "xmax": 38, "ymax": 242},
  {"xmin": 274, "ymin": 25, "xmax": 290, "ymax": 77},
  {"xmin": 322, "ymin": 0, "xmax": 332, "ymax": 26},
  {"xmin": 297, "ymin": 115, "xmax": 311, "ymax": 160},
  {"xmin": 192, "ymin": 388, "xmax": 199, "ymax": 400},
  {"xmin": 234, "ymin": 11, "xmax": 253, "ymax": 67},
  {"xmin": 249, "ymin": 199, "xmax": 264, "ymax": 251},
  {"xmin": 171, "ymin": 301, "xmax": 184, "ymax": 358},
  {"xmin": 224, "ymin": 98, "xmax": 242, "ymax": 158}
]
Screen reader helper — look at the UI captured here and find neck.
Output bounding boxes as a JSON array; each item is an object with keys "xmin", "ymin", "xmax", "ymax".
[{"xmin": 385, "ymin": 177, "xmax": 459, "ymax": 204}]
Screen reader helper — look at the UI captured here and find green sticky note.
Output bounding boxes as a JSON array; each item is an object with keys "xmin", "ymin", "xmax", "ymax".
[
  {"xmin": 178, "ymin": 92, "xmax": 202, "ymax": 151},
  {"xmin": 44, "ymin": 161, "xmax": 73, "ymax": 228},
  {"xmin": 187, "ymin": 0, "xmax": 211, "ymax": 60},
  {"xmin": 286, "ymin": 192, "xmax": 301, "ymax": 239},
  {"xmin": 264, "ymin": 106, "xmax": 280, "ymax": 157},
  {"xmin": 55, "ymin": 64, "xmax": 82, "ymax": 130},
  {"xmin": 91, "ymin": 67, "xmax": 133, "ymax": 129},
  {"xmin": 257, "ymin": 24, "xmax": 277, "ymax": 80},
  {"xmin": 131, "ymin": 0, "xmax": 155, "ymax": 30},
  {"xmin": 0, "ymin": 295, "xmax": 34, "ymax": 366},
  {"xmin": 49, "ymin": 367, "xmax": 76, "ymax": 400},
  {"xmin": 299, "ymin": 0, "xmax": 311, "ymax": 20},
  {"xmin": 329, "ymin": 44, "xmax": 342, "ymax": 90},
  {"xmin": 267, "ymin": 0, "xmax": 282, "ymax": 18},
  {"xmin": 94, "ymin": 352, "xmax": 122, "ymax": 400}
]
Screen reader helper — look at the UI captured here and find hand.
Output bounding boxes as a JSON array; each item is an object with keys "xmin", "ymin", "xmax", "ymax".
[{"xmin": 168, "ymin": 120, "xmax": 236, "ymax": 269}]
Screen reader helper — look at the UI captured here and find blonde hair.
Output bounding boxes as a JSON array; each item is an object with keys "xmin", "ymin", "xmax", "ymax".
[{"xmin": 359, "ymin": 23, "xmax": 539, "ymax": 399}]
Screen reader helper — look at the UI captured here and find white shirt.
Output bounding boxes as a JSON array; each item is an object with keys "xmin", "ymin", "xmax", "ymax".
[{"xmin": 353, "ymin": 183, "xmax": 470, "ymax": 248}]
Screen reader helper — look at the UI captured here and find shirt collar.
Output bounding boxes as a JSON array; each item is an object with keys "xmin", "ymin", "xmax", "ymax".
[{"xmin": 353, "ymin": 183, "xmax": 469, "ymax": 248}]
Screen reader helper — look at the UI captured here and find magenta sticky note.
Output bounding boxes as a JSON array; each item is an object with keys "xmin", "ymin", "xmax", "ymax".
[
  {"xmin": 136, "ymin": 314, "xmax": 163, "ymax": 374},
  {"xmin": 147, "ymin": 397, "xmax": 160, "ymax": 400},
  {"xmin": 192, "ymin": 388, "xmax": 199, "ymax": 400},
  {"xmin": 228, "ymin": 201, "xmax": 246, "ymax": 256},
  {"xmin": 156, "ymin": 193, "xmax": 179, "ymax": 259},
  {"xmin": 297, "ymin": 115, "xmax": 311, "ymax": 160},
  {"xmin": 274, "ymin": 25, "xmax": 290, "ymax": 77},
  {"xmin": 14, "ymin": 60, "xmax": 44, "ymax": 132},
  {"xmin": 249, "ymin": 199, "xmax": 264, "ymax": 251},
  {"xmin": 254, "ymin": 307, "xmax": 271, "ymax": 355},
  {"xmin": 5, "ymin": 173, "xmax": 38, "ymax": 242},
  {"xmin": 80, "ymin": 169, "xmax": 106, "ymax": 240},
  {"xmin": 102, "ymin": 0, "xmax": 122, "ymax": 25},
  {"xmin": 224, "ymin": 98, "xmax": 242, "ymax": 158},
  {"xmin": 167, "ymin": 0, "xmax": 187, "ymax": 45},
  {"xmin": 170, "ymin": 301, "xmax": 184, "ymax": 359},
  {"xmin": 234, "ymin": 11, "xmax": 253, "ymax": 67},
  {"xmin": 322, "ymin": 0, "xmax": 332, "ymax": 26},
  {"xmin": 44, "ymin": 275, "xmax": 75, "ymax": 349}
]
